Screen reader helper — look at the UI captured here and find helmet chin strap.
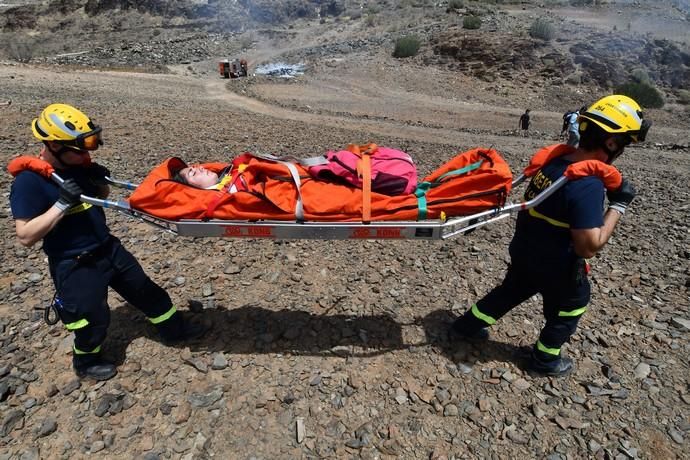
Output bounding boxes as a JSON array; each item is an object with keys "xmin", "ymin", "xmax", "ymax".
[
  {"xmin": 45, "ymin": 142, "xmax": 78, "ymax": 169},
  {"xmin": 603, "ymin": 137, "xmax": 625, "ymax": 164}
]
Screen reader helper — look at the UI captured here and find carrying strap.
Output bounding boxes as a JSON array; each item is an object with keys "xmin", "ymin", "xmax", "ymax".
[
  {"xmin": 349, "ymin": 143, "xmax": 378, "ymax": 223},
  {"xmin": 251, "ymin": 153, "xmax": 305, "ymax": 221},
  {"xmin": 413, "ymin": 159, "xmax": 484, "ymax": 220},
  {"xmin": 251, "ymin": 152, "xmax": 328, "ymax": 168}
]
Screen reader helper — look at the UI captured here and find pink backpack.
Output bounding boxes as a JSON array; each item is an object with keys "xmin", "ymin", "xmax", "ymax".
[{"xmin": 308, "ymin": 144, "xmax": 417, "ymax": 196}]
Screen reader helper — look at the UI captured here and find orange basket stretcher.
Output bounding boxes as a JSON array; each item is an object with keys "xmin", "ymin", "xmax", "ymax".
[{"xmin": 8, "ymin": 145, "xmax": 622, "ymax": 240}]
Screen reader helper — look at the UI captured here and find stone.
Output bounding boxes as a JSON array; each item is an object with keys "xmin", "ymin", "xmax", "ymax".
[
  {"xmin": 90, "ymin": 441, "xmax": 105, "ymax": 453},
  {"xmin": 513, "ymin": 378, "xmax": 531, "ymax": 391},
  {"xmin": 478, "ymin": 397, "xmax": 491, "ymax": 412},
  {"xmin": 59, "ymin": 379, "xmax": 81, "ymax": 396},
  {"xmin": 1, "ymin": 410, "xmax": 25, "ymax": 436},
  {"xmin": 35, "ymin": 417, "xmax": 57, "ymax": 438},
  {"xmin": 0, "ymin": 381, "xmax": 10, "ymax": 402},
  {"xmin": 670, "ymin": 317, "xmax": 690, "ymax": 330},
  {"xmin": 456, "ymin": 362, "xmax": 473, "ymax": 374},
  {"xmin": 668, "ymin": 428, "xmax": 684, "ymax": 444},
  {"xmin": 223, "ymin": 264, "xmax": 242, "ymax": 275},
  {"xmin": 183, "ymin": 357, "xmax": 208, "ymax": 373},
  {"xmin": 443, "ymin": 404, "xmax": 459, "ymax": 417},
  {"xmin": 188, "ymin": 387, "xmax": 223, "ymax": 408},
  {"xmin": 394, "ymin": 387, "xmax": 408, "ymax": 405},
  {"xmin": 18, "ymin": 448, "xmax": 39, "ymax": 460},
  {"xmin": 532, "ymin": 404, "xmax": 546, "ymax": 419},
  {"xmin": 506, "ymin": 429, "xmax": 529, "ymax": 444},
  {"xmin": 174, "ymin": 402, "xmax": 192, "ymax": 424},
  {"xmin": 634, "ymin": 363, "xmax": 651, "ymax": 380},
  {"xmin": 554, "ymin": 416, "xmax": 571, "ymax": 429},
  {"xmin": 296, "ymin": 417, "xmax": 306, "ymax": 443},
  {"xmin": 589, "ymin": 439, "xmax": 602, "ymax": 453},
  {"xmin": 211, "ymin": 353, "xmax": 228, "ymax": 370}
]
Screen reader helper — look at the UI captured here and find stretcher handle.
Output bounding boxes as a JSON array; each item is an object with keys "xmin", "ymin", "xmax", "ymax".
[
  {"xmin": 105, "ymin": 177, "xmax": 139, "ymax": 191},
  {"xmin": 51, "ymin": 172, "xmax": 132, "ymax": 211},
  {"xmin": 511, "ymin": 173, "xmax": 527, "ymax": 187},
  {"xmin": 440, "ymin": 175, "xmax": 568, "ymax": 239}
]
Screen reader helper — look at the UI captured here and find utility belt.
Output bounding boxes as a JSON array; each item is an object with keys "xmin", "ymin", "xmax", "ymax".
[{"xmin": 39, "ymin": 237, "xmax": 114, "ymax": 325}]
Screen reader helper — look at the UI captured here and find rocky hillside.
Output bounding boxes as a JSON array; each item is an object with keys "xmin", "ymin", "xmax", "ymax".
[
  {"xmin": 2, "ymin": 0, "xmax": 688, "ymax": 108},
  {"xmin": 0, "ymin": 1, "xmax": 689, "ymax": 459}
]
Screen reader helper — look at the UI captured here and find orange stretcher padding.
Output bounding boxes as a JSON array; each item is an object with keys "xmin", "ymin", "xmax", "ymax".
[{"xmin": 127, "ymin": 148, "xmax": 514, "ymax": 222}]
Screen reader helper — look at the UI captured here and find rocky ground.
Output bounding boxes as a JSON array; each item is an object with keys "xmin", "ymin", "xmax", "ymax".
[{"xmin": 0, "ymin": 1, "xmax": 689, "ymax": 459}]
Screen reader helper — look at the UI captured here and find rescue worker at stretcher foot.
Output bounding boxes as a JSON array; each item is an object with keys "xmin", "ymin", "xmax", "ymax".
[
  {"xmin": 449, "ymin": 95, "xmax": 651, "ymax": 377},
  {"xmin": 9, "ymin": 103, "xmax": 204, "ymax": 381}
]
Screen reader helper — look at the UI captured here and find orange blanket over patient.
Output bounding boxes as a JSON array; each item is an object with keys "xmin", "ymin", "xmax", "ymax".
[{"xmin": 127, "ymin": 148, "xmax": 513, "ymax": 222}]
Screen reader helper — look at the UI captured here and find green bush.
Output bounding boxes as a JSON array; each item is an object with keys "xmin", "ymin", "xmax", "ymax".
[
  {"xmin": 393, "ymin": 35, "xmax": 421, "ymax": 58},
  {"xmin": 630, "ymin": 68, "xmax": 651, "ymax": 84},
  {"xmin": 615, "ymin": 82, "xmax": 665, "ymax": 109},
  {"xmin": 529, "ymin": 18, "xmax": 556, "ymax": 41},
  {"xmin": 677, "ymin": 89, "xmax": 690, "ymax": 105},
  {"xmin": 448, "ymin": 0, "xmax": 464, "ymax": 8},
  {"xmin": 463, "ymin": 15, "xmax": 481, "ymax": 29}
]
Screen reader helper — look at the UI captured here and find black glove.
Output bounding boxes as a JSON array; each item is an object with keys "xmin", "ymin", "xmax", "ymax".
[
  {"xmin": 607, "ymin": 177, "xmax": 636, "ymax": 215},
  {"xmin": 55, "ymin": 179, "xmax": 83, "ymax": 211},
  {"xmin": 87, "ymin": 163, "xmax": 111, "ymax": 185}
]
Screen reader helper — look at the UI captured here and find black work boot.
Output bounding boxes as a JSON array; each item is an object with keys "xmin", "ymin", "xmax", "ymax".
[
  {"xmin": 157, "ymin": 313, "xmax": 206, "ymax": 345},
  {"xmin": 529, "ymin": 353, "xmax": 574, "ymax": 377},
  {"xmin": 448, "ymin": 319, "xmax": 490, "ymax": 343},
  {"xmin": 74, "ymin": 358, "xmax": 117, "ymax": 381}
]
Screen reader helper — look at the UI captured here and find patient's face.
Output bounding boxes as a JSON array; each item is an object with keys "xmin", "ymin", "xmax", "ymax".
[{"xmin": 180, "ymin": 166, "xmax": 220, "ymax": 188}]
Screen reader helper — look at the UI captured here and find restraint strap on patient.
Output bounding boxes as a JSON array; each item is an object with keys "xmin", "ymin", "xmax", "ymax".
[{"xmin": 414, "ymin": 159, "xmax": 484, "ymax": 220}]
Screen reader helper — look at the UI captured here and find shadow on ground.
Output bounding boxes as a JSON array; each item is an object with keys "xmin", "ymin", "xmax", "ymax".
[{"xmin": 105, "ymin": 304, "xmax": 532, "ymax": 371}]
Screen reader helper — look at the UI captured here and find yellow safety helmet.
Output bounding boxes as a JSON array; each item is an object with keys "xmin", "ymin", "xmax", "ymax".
[
  {"xmin": 31, "ymin": 103, "xmax": 102, "ymax": 151},
  {"xmin": 579, "ymin": 95, "xmax": 650, "ymax": 143}
]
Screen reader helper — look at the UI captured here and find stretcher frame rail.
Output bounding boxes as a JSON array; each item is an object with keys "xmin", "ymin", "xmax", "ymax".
[{"xmin": 52, "ymin": 173, "xmax": 567, "ymax": 240}]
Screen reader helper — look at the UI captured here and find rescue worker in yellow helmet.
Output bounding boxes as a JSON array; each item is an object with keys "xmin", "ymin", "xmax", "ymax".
[
  {"xmin": 10, "ymin": 103, "xmax": 204, "ymax": 381},
  {"xmin": 449, "ymin": 95, "xmax": 650, "ymax": 376}
]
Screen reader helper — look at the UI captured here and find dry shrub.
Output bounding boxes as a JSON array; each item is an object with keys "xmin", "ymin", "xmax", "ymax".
[
  {"xmin": 677, "ymin": 89, "xmax": 690, "ymax": 105},
  {"xmin": 393, "ymin": 35, "xmax": 421, "ymax": 58},
  {"xmin": 5, "ymin": 34, "xmax": 35, "ymax": 63},
  {"xmin": 463, "ymin": 15, "xmax": 481, "ymax": 29},
  {"xmin": 615, "ymin": 82, "xmax": 665, "ymax": 109},
  {"xmin": 529, "ymin": 18, "xmax": 555, "ymax": 41}
]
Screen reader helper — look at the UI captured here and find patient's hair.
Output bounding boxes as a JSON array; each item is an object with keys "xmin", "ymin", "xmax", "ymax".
[{"xmin": 172, "ymin": 169, "xmax": 188, "ymax": 185}]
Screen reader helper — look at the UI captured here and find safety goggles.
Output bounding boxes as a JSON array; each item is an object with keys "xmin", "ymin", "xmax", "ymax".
[
  {"xmin": 628, "ymin": 119, "xmax": 651, "ymax": 143},
  {"xmin": 56, "ymin": 126, "xmax": 103, "ymax": 151}
]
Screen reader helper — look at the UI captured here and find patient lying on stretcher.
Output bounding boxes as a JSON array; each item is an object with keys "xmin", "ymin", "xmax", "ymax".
[
  {"xmin": 127, "ymin": 148, "xmax": 513, "ymax": 222},
  {"xmin": 173, "ymin": 165, "xmax": 237, "ymax": 190}
]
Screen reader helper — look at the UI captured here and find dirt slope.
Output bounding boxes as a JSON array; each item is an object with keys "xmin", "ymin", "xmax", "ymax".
[{"xmin": 0, "ymin": 2, "xmax": 689, "ymax": 459}]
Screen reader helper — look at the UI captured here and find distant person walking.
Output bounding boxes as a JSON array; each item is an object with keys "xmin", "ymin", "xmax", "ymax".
[
  {"xmin": 561, "ymin": 106, "xmax": 587, "ymax": 147},
  {"xmin": 519, "ymin": 109, "xmax": 531, "ymax": 137}
]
